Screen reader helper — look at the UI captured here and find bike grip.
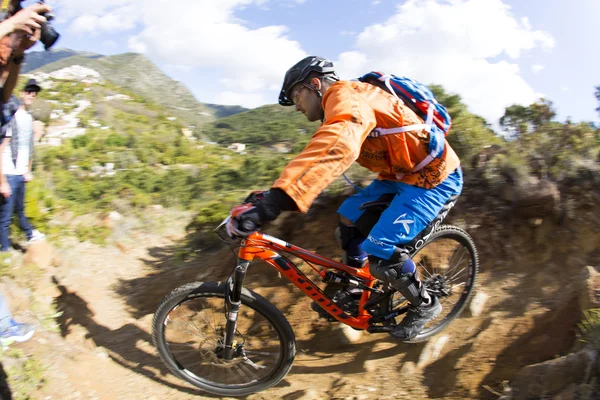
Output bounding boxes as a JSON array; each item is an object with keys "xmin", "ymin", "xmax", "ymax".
[{"xmin": 241, "ymin": 219, "xmax": 257, "ymax": 231}]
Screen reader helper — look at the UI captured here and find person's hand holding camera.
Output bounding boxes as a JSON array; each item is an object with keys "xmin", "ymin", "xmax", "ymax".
[
  {"xmin": 7, "ymin": 3, "xmax": 50, "ymax": 36},
  {"xmin": 12, "ymin": 22, "xmax": 41, "ymax": 56}
]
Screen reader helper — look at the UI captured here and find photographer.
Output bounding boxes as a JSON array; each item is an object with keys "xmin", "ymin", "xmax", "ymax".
[
  {"xmin": 0, "ymin": 0, "xmax": 53, "ymax": 351},
  {"xmin": 0, "ymin": 1, "xmax": 53, "ymax": 102}
]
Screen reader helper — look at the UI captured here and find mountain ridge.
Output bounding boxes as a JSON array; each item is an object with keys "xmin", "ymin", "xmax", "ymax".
[{"xmin": 23, "ymin": 49, "xmax": 247, "ymax": 127}]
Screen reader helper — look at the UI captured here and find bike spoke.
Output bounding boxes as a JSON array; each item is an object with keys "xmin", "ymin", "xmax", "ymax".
[
  {"xmin": 169, "ymin": 342, "xmax": 197, "ymax": 349},
  {"xmin": 417, "ymin": 261, "xmax": 434, "ymax": 278},
  {"xmin": 234, "ymin": 363, "xmax": 253, "ymax": 383},
  {"xmin": 195, "ymin": 304, "xmax": 218, "ymax": 332},
  {"xmin": 243, "ymin": 350, "xmax": 278, "ymax": 357},
  {"xmin": 447, "ymin": 267, "xmax": 467, "ymax": 282},
  {"xmin": 449, "ymin": 282, "xmax": 466, "ymax": 291},
  {"xmin": 446, "ymin": 273, "xmax": 468, "ymax": 286},
  {"xmin": 444, "ymin": 253, "xmax": 468, "ymax": 279}
]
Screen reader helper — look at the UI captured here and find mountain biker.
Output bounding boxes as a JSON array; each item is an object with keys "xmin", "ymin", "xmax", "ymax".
[{"xmin": 228, "ymin": 56, "xmax": 463, "ymax": 340}]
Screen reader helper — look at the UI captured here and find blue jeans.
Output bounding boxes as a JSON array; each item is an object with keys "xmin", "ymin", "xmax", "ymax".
[
  {"xmin": 0, "ymin": 292, "xmax": 12, "ymax": 330},
  {"xmin": 338, "ymin": 168, "xmax": 463, "ymax": 260},
  {"xmin": 0, "ymin": 175, "xmax": 33, "ymax": 251}
]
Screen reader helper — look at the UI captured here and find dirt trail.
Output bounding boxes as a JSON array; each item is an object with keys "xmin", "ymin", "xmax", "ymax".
[{"xmin": 4, "ymin": 196, "xmax": 599, "ymax": 400}]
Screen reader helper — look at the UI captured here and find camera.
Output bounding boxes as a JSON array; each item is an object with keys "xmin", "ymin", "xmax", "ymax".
[
  {"xmin": 0, "ymin": 0, "xmax": 60, "ymax": 50},
  {"xmin": 36, "ymin": 0, "xmax": 60, "ymax": 50}
]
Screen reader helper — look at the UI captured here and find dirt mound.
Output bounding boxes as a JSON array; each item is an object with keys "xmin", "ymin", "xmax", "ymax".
[{"xmin": 2, "ymin": 177, "xmax": 600, "ymax": 399}]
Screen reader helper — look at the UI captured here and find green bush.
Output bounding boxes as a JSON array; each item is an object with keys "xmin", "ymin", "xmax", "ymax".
[{"xmin": 74, "ymin": 224, "xmax": 111, "ymax": 245}]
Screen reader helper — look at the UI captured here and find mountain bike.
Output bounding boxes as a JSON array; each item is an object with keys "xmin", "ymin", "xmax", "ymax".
[{"xmin": 152, "ymin": 196, "xmax": 479, "ymax": 397}]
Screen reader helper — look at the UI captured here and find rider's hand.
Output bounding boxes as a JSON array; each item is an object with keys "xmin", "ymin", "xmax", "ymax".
[
  {"xmin": 243, "ymin": 190, "xmax": 266, "ymax": 204},
  {"xmin": 6, "ymin": 3, "xmax": 50, "ymax": 36},
  {"xmin": 225, "ymin": 189, "xmax": 297, "ymax": 237},
  {"xmin": 24, "ymin": 172, "xmax": 33, "ymax": 182},
  {"xmin": 226, "ymin": 204, "xmax": 263, "ymax": 237}
]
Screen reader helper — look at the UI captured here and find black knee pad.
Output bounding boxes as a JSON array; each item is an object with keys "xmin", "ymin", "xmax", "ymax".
[
  {"xmin": 368, "ymin": 255, "xmax": 399, "ymax": 282},
  {"xmin": 368, "ymin": 249, "xmax": 408, "ymax": 281},
  {"xmin": 368, "ymin": 247, "xmax": 411, "ymax": 279}
]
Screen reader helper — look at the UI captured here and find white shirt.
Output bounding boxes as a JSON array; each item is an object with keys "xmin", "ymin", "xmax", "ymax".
[{"xmin": 2, "ymin": 109, "xmax": 33, "ymax": 176}]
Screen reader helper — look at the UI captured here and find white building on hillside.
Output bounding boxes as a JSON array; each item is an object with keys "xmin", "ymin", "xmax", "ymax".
[{"xmin": 228, "ymin": 143, "xmax": 246, "ymax": 152}]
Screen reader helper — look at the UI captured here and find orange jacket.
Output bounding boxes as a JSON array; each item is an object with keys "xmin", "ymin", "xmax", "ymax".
[{"xmin": 273, "ymin": 80, "xmax": 460, "ymax": 213}]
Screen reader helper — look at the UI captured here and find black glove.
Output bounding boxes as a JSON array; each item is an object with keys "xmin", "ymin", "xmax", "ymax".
[{"xmin": 227, "ymin": 189, "xmax": 298, "ymax": 237}]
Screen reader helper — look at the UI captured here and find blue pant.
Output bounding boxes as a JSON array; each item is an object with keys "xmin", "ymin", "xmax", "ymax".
[
  {"xmin": 0, "ymin": 292, "xmax": 12, "ymax": 330},
  {"xmin": 338, "ymin": 168, "xmax": 463, "ymax": 260},
  {"xmin": 0, "ymin": 175, "xmax": 33, "ymax": 251}
]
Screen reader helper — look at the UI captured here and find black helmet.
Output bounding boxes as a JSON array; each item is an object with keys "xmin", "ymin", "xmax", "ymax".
[{"xmin": 278, "ymin": 56, "xmax": 339, "ymax": 106}]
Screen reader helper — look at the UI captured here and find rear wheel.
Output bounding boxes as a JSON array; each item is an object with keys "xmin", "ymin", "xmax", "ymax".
[
  {"xmin": 152, "ymin": 282, "xmax": 296, "ymax": 397},
  {"xmin": 386, "ymin": 225, "xmax": 479, "ymax": 343}
]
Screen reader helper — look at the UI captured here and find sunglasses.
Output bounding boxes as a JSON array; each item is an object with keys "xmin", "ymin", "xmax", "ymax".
[{"xmin": 290, "ymin": 83, "xmax": 313, "ymax": 105}]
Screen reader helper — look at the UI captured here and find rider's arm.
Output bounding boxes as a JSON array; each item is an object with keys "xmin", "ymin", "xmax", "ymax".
[
  {"xmin": 265, "ymin": 188, "xmax": 298, "ymax": 212},
  {"xmin": 272, "ymin": 82, "xmax": 377, "ymax": 213}
]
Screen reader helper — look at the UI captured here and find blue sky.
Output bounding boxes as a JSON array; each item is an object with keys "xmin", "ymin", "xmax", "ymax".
[{"xmin": 38, "ymin": 0, "xmax": 598, "ymax": 129}]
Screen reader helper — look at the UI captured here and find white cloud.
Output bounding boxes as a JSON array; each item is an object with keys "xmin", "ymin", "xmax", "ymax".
[
  {"xmin": 69, "ymin": 8, "xmax": 139, "ymax": 35},
  {"xmin": 164, "ymin": 64, "xmax": 194, "ymax": 73},
  {"xmin": 56, "ymin": 0, "xmax": 306, "ymax": 108},
  {"xmin": 126, "ymin": 1, "xmax": 306, "ymax": 107},
  {"xmin": 127, "ymin": 35, "xmax": 146, "ymax": 53},
  {"xmin": 372, "ymin": 0, "xmax": 381, "ymax": 5},
  {"xmin": 54, "ymin": 0, "xmax": 554, "ymax": 117},
  {"xmin": 53, "ymin": 0, "xmax": 139, "ymax": 21},
  {"xmin": 283, "ymin": 0, "xmax": 307, "ymax": 6},
  {"xmin": 336, "ymin": 0, "xmax": 555, "ymax": 124},
  {"xmin": 531, "ymin": 64, "xmax": 545, "ymax": 73}
]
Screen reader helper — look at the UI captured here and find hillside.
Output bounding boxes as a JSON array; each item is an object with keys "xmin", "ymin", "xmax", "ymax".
[
  {"xmin": 21, "ymin": 48, "xmax": 102, "ymax": 72},
  {"xmin": 1, "ymin": 160, "xmax": 599, "ymax": 399},
  {"xmin": 199, "ymin": 85, "xmax": 502, "ymax": 163},
  {"xmin": 1, "ymin": 62, "xmax": 600, "ymax": 399},
  {"xmin": 200, "ymin": 103, "xmax": 320, "ymax": 151},
  {"xmin": 25, "ymin": 49, "xmax": 247, "ymax": 127}
]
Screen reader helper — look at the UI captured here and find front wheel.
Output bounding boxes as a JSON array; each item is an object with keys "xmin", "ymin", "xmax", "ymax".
[
  {"xmin": 152, "ymin": 282, "xmax": 296, "ymax": 397},
  {"xmin": 386, "ymin": 225, "xmax": 479, "ymax": 343}
]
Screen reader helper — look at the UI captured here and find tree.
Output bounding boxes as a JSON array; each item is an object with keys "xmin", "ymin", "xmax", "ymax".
[
  {"xmin": 595, "ymin": 86, "xmax": 600, "ymax": 118},
  {"xmin": 500, "ymin": 99, "xmax": 556, "ymax": 138},
  {"xmin": 430, "ymin": 85, "xmax": 501, "ymax": 162}
]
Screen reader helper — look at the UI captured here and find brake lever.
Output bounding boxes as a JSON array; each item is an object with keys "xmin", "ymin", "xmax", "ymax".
[{"xmin": 215, "ymin": 215, "xmax": 231, "ymax": 231}]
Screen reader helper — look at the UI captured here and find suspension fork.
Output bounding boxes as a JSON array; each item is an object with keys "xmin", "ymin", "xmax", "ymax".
[{"xmin": 223, "ymin": 260, "xmax": 250, "ymax": 360}]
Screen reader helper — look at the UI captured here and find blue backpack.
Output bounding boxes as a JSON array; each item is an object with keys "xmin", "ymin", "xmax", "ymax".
[{"xmin": 358, "ymin": 71, "xmax": 452, "ymax": 177}]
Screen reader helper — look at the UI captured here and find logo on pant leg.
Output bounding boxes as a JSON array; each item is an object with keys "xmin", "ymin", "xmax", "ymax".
[
  {"xmin": 393, "ymin": 213, "xmax": 414, "ymax": 234},
  {"xmin": 367, "ymin": 235, "xmax": 386, "ymax": 247}
]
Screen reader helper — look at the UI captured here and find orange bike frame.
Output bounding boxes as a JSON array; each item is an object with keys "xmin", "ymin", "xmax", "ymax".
[{"xmin": 237, "ymin": 231, "xmax": 377, "ymax": 330}]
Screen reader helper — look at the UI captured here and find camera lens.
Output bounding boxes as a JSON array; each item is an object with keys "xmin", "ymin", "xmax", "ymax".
[{"xmin": 40, "ymin": 21, "xmax": 60, "ymax": 50}]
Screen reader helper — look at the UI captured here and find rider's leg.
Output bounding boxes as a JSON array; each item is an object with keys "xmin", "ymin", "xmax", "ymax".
[
  {"xmin": 336, "ymin": 216, "xmax": 368, "ymax": 267},
  {"xmin": 336, "ymin": 180, "xmax": 400, "ymax": 267},
  {"xmin": 362, "ymin": 168, "xmax": 464, "ymax": 340},
  {"xmin": 310, "ymin": 181, "xmax": 398, "ymax": 318},
  {"xmin": 369, "ymin": 247, "xmax": 431, "ymax": 306}
]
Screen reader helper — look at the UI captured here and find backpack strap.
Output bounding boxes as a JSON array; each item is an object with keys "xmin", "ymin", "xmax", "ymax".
[
  {"xmin": 367, "ymin": 74, "xmax": 445, "ymax": 179},
  {"xmin": 370, "ymin": 101, "xmax": 435, "ymax": 137}
]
